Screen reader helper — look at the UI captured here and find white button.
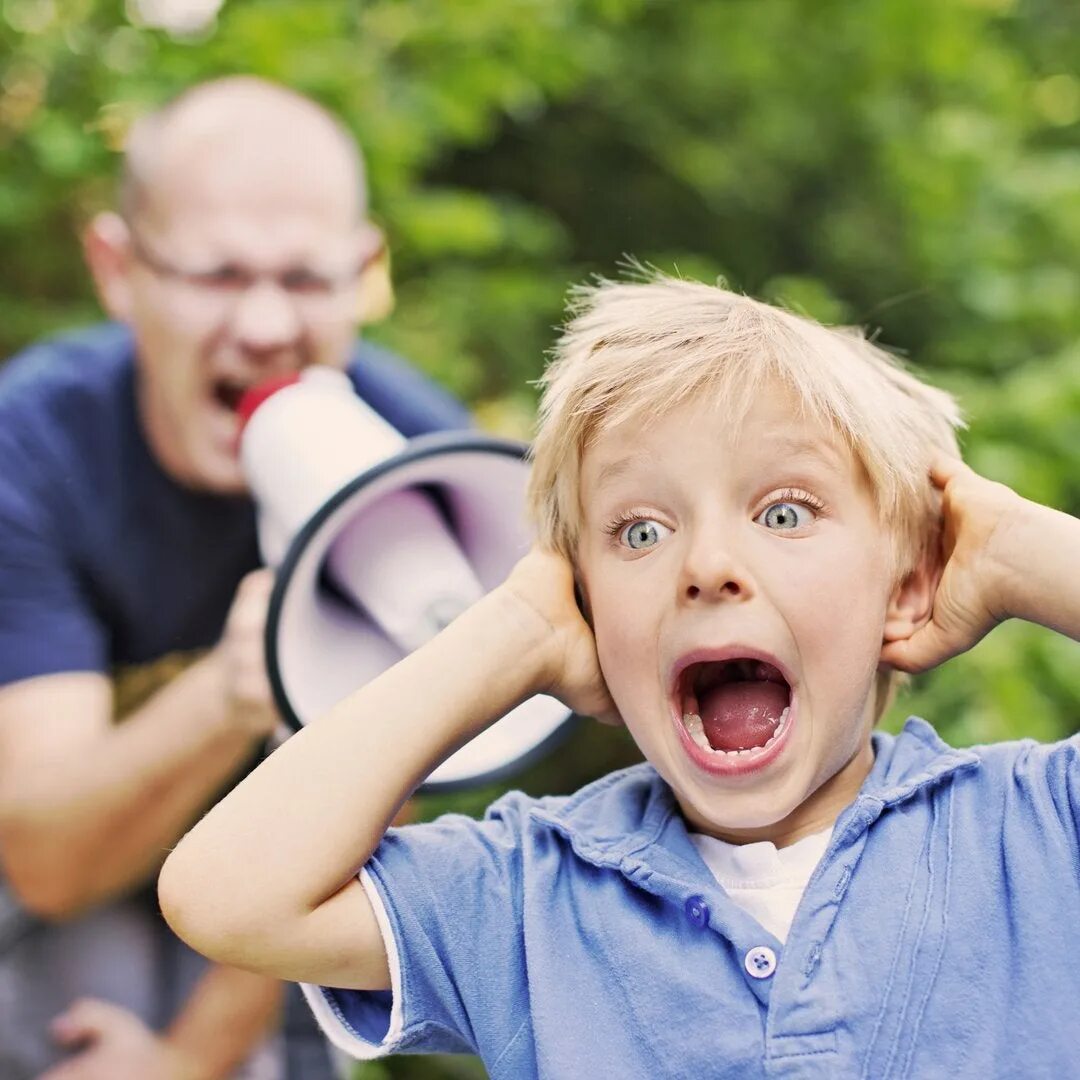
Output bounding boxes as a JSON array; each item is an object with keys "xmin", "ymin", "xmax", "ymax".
[{"xmin": 744, "ymin": 945, "xmax": 777, "ymax": 979}]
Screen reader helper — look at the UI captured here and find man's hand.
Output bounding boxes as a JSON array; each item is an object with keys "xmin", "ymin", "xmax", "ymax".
[
  {"xmin": 212, "ymin": 569, "xmax": 280, "ymax": 740},
  {"xmin": 881, "ymin": 455, "xmax": 1040, "ymax": 673},
  {"xmin": 500, "ymin": 546, "xmax": 620, "ymax": 724},
  {"xmin": 39, "ymin": 1000, "xmax": 202, "ymax": 1080}
]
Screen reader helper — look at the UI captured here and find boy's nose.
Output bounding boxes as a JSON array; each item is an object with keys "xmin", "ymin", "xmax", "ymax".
[{"xmin": 677, "ymin": 536, "xmax": 754, "ymax": 605}]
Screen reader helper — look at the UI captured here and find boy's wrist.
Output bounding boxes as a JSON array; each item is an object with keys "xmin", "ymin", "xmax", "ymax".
[{"xmin": 481, "ymin": 583, "xmax": 566, "ymax": 695}]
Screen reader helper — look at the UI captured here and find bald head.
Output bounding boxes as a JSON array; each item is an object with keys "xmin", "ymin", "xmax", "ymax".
[
  {"xmin": 120, "ymin": 77, "xmax": 366, "ymax": 226},
  {"xmin": 88, "ymin": 76, "xmax": 385, "ymax": 494}
]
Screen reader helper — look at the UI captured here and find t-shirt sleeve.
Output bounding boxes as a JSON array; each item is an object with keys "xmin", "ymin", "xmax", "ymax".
[
  {"xmin": 0, "ymin": 452, "xmax": 106, "ymax": 687},
  {"xmin": 347, "ymin": 343, "xmax": 472, "ymax": 438},
  {"xmin": 301, "ymin": 795, "xmax": 532, "ymax": 1061}
]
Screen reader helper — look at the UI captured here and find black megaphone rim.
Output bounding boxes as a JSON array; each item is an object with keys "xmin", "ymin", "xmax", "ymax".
[{"xmin": 264, "ymin": 429, "xmax": 579, "ymax": 792}]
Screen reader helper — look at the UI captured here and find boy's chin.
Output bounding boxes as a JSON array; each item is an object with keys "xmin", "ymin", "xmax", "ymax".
[{"xmin": 675, "ymin": 788, "xmax": 805, "ymax": 843}]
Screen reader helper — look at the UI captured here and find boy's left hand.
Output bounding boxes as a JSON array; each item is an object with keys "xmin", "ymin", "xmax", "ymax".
[{"xmin": 881, "ymin": 455, "xmax": 1028, "ymax": 674}]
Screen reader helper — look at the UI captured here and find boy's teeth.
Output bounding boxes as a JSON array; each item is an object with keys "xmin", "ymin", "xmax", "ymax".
[
  {"xmin": 682, "ymin": 712, "xmax": 711, "ymax": 751},
  {"xmin": 681, "ymin": 706, "xmax": 791, "ymax": 757}
]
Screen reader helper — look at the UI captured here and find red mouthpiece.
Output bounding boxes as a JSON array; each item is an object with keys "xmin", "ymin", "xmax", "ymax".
[{"xmin": 236, "ymin": 374, "xmax": 303, "ymax": 434}]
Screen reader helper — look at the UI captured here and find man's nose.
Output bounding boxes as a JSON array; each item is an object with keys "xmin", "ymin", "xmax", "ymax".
[
  {"xmin": 676, "ymin": 529, "xmax": 755, "ymax": 605},
  {"xmin": 230, "ymin": 280, "xmax": 303, "ymax": 356}
]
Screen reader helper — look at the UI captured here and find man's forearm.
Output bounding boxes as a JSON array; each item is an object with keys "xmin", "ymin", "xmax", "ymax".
[
  {"xmin": 165, "ymin": 965, "xmax": 283, "ymax": 1080},
  {"xmin": 0, "ymin": 655, "xmax": 263, "ymax": 917}
]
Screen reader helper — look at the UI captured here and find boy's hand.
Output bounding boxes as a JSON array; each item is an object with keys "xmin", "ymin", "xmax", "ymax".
[
  {"xmin": 881, "ymin": 455, "xmax": 1026, "ymax": 674},
  {"xmin": 499, "ymin": 547, "xmax": 620, "ymax": 725}
]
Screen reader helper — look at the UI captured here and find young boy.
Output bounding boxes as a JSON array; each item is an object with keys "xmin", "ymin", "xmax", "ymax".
[{"xmin": 159, "ymin": 275, "xmax": 1080, "ymax": 1079}]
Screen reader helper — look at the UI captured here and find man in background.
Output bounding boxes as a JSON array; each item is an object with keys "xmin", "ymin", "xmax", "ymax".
[{"xmin": 0, "ymin": 76, "xmax": 467, "ymax": 1079}]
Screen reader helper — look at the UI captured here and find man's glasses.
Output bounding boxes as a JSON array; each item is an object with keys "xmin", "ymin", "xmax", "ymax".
[{"xmin": 126, "ymin": 223, "xmax": 375, "ymax": 311}]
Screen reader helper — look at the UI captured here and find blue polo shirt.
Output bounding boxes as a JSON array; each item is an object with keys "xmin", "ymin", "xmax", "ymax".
[{"xmin": 304, "ymin": 717, "xmax": 1080, "ymax": 1078}]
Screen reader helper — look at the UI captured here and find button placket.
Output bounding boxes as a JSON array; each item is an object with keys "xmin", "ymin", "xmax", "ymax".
[{"xmin": 683, "ymin": 894, "xmax": 710, "ymax": 929}]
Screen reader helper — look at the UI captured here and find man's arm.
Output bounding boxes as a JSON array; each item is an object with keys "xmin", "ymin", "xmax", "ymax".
[
  {"xmin": 165, "ymin": 966, "xmax": 283, "ymax": 1079},
  {"xmin": 159, "ymin": 549, "xmax": 615, "ymax": 991},
  {"xmin": 0, "ymin": 573, "xmax": 278, "ymax": 919},
  {"xmin": 38, "ymin": 966, "xmax": 282, "ymax": 1080}
]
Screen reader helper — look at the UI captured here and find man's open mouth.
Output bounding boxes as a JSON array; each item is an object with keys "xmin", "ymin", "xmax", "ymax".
[
  {"xmin": 212, "ymin": 377, "xmax": 251, "ymax": 413},
  {"xmin": 676, "ymin": 657, "xmax": 792, "ymax": 755}
]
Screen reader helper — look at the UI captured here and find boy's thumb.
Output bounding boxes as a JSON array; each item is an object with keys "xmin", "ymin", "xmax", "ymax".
[{"xmin": 880, "ymin": 624, "xmax": 951, "ymax": 674}]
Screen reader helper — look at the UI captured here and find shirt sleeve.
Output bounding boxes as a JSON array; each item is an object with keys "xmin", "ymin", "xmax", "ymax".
[
  {"xmin": 0, "ymin": 454, "xmax": 106, "ymax": 687},
  {"xmin": 347, "ymin": 342, "xmax": 472, "ymax": 438},
  {"xmin": 301, "ymin": 795, "xmax": 532, "ymax": 1061}
]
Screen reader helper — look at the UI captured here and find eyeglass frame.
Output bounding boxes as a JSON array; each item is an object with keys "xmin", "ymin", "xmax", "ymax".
[{"xmin": 123, "ymin": 218, "xmax": 381, "ymax": 308}]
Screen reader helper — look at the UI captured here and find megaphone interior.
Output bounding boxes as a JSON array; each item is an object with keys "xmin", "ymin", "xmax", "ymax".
[{"xmin": 238, "ymin": 368, "xmax": 575, "ymax": 790}]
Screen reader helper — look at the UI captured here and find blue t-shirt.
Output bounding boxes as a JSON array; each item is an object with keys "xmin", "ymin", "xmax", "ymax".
[
  {"xmin": 306, "ymin": 718, "xmax": 1080, "ymax": 1079},
  {"xmin": 0, "ymin": 323, "xmax": 470, "ymax": 687},
  {"xmin": 0, "ymin": 323, "xmax": 469, "ymax": 1080}
]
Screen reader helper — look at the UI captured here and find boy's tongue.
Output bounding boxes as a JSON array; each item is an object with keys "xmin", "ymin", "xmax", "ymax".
[{"xmin": 699, "ymin": 681, "xmax": 788, "ymax": 751}]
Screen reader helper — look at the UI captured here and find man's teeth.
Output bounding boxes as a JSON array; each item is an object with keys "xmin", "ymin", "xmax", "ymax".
[{"xmin": 681, "ymin": 707, "xmax": 790, "ymax": 756}]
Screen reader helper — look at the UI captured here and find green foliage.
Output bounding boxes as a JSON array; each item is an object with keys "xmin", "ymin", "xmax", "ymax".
[
  {"xmin": 3, "ymin": 0, "xmax": 1078, "ymax": 759},
  {"xmin": 3, "ymin": 7, "xmax": 1080, "ymax": 1072}
]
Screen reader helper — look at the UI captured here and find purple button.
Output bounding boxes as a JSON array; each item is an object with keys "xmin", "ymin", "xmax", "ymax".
[{"xmin": 684, "ymin": 895, "xmax": 709, "ymax": 929}]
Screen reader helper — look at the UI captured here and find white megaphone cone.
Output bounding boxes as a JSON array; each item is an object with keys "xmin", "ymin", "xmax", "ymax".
[{"xmin": 238, "ymin": 367, "xmax": 574, "ymax": 790}]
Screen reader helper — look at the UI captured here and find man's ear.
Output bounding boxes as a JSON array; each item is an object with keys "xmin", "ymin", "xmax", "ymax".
[
  {"xmin": 82, "ymin": 212, "xmax": 135, "ymax": 322},
  {"xmin": 356, "ymin": 223, "xmax": 393, "ymax": 325},
  {"xmin": 883, "ymin": 548, "xmax": 940, "ymax": 645}
]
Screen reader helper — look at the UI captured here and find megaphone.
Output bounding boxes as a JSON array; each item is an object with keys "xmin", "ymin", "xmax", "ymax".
[{"xmin": 238, "ymin": 367, "xmax": 575, "ymax": 790}]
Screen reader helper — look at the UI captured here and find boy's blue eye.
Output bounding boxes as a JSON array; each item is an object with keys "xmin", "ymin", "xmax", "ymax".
[
  {"xmin": 621, "ymin": 519, "xmax": 670, "ymax": 550},
  {"xmin": 758, "ymin": 502, "xmax": 810, "ymax": 530}
]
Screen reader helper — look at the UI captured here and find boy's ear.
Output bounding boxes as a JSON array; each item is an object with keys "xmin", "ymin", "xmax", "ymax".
[
  {"xmin": 83, "ymin": 212, "xmax": 136, "ymax": 322},
  {"xmin": 882, "ymin": 549, "xmax": 940, "ymax": 645}
]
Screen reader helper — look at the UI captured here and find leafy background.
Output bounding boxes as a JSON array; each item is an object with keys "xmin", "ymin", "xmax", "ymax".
[{"xmin": 3, "ymin": 0, "xmax": 1079, "ymax": 1075}]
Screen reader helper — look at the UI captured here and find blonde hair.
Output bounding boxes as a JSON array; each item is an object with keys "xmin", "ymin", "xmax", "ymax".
[{"xmin": 527, "ymin": 273, "xmax": 964, "ymax": 718}]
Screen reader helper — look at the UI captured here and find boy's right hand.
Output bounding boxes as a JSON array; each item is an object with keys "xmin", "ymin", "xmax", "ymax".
[{"xmin": 499, "ymin": 547, "xmax": 620, "ymax": 725}]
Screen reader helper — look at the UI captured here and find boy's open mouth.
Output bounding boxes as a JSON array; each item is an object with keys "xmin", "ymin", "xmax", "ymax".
[{"xmin": 677, "ymin": 658, "xmax": 791, "ymax": 754}]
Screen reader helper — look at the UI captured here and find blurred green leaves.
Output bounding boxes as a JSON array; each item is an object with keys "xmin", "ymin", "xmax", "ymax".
[{"xmin": 2, "ymin": 0, "xmax": 1079, "ymax": 890}]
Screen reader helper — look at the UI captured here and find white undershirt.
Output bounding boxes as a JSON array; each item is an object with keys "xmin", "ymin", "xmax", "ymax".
[{"xmin": 689, "ymin": 826, "xmax": 833, "ymax": 944}]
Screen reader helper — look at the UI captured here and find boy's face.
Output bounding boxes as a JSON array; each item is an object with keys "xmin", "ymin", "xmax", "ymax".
[{"xmin": 577, "ymin": 387, "xmax": 901, "ymax": 846}]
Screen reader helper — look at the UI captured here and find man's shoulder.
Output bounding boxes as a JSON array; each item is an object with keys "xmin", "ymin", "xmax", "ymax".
[
  {"xmin": 0, "ymin": 324, "xmax": 138, "ymax": 507},
  {"xmin": 0, "ymin": 323, "xmax": 134, "ymax": 418},
  {"xmin": 344, "ymin": 339, "xmax": 470, "ymax": 437}
]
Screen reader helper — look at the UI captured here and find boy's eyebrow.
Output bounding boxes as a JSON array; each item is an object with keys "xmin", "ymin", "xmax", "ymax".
[
  {"xmin": 593, "ymin": 453, "xmax": 653, "ymax": 492},
  {"xmin": 593, "ymin": 438, "xmax": 847, "ymax": 492},
  {"xmin": 763, "ymin": 436, "xmax": 849, "ymax": 473}
]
